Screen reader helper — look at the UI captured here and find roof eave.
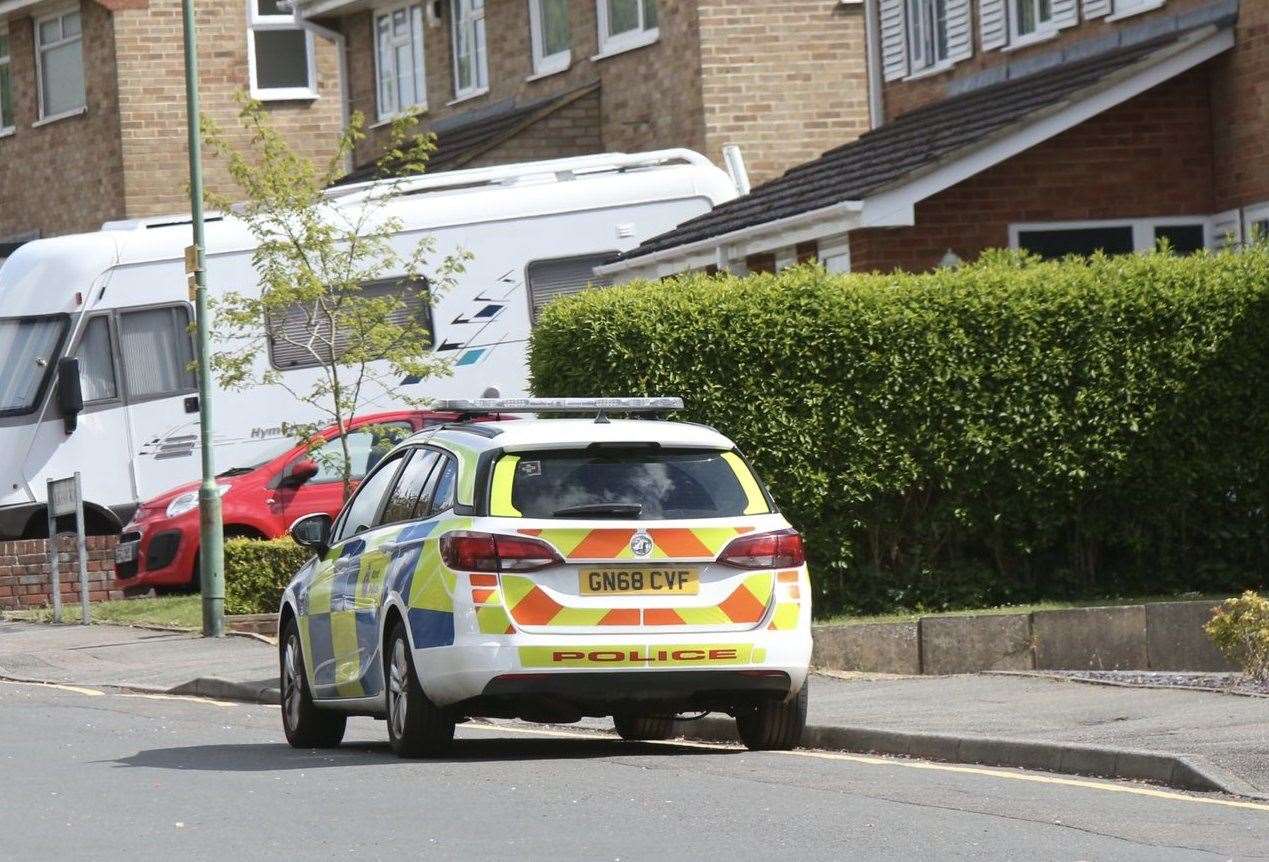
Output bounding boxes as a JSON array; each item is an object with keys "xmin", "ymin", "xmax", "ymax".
[{"xmin": 595, "ymin": 199, "xmax": 865, "ymax": 280}]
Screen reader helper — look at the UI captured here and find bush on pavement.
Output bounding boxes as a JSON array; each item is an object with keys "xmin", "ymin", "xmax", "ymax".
[
  {"xmin": 224, "ymin": 538, "xmax": 310, "ymax": 615},
  {"xmin": 529, "ymin": 249, "xmax": 1269, "ymax": 616},
  {"xmin": 1205, "ymin": 591, "xmax": 1269, "ymax": 682}
]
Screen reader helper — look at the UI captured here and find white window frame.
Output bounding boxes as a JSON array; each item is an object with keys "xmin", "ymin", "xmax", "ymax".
[
  {"xmin": 1106, "ymin": 0, "xmax": 1166, "ymax": 21},
  {"xmin": 374, "ymin": 3, "xmax": 427, "ymax": 122},
  {"xmin": 33, "ymin": 6, "xmax": 86, "ymax": 123},
  {"xmin": 907, "ymin": 0, "xmax": 950, "ymax": 74},
  {"xmin": 1008, "ymin": 216, "xmax": 1217, "ymax": 255},
  {"xmin": 247, "ymin": 0, "xmax": 318, "ymax": 101},
  {"xmin": 0, "ymin": 23, "xmax": 13, "ymax": 136},
  {"xmin": 1244, "ymin": 202, "xmax": 1269, "ymax": 244},
  {"xmin": 450, "ymin": 0, "xmax": 488, "ymax": 103},
  {"xmin": 594, "ymin": 0, "xmax": 659, "ymax": 60},
  {"xmin": 528, "ymin": 0, "xmax": 571, "ymax": 79},
  {"xmin": 1008, "ymin": 0, "xmax": 1057, "ymax": 47}
]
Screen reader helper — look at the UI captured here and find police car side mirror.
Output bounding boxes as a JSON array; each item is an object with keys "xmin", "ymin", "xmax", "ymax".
[
  {"xmin": 290, "ymin": 513, "xmax": 332, "ymax": 556},
  {"xmin": 56, "ymin": 357, "xmax": 84, "ymax": 434}
]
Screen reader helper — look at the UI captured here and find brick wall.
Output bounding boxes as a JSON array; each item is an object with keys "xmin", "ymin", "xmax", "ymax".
[
  {"xmin": 0, "ymin": 2, "xmax": 126, "ymax": 239},
  {"xmin": 849, "ymin": 66, "xmax": 1216, "ymax": 272},
  {"xmin": 0, "ymin": 0, "xmax": 344, "ymax": 241},
  {"xmin": 1210, "ymin": 0, "xmax": 1269, "ymax": 211},
  {"xmin": 343, "ymin": 0, "xmax": 705, "ymax": 172},
  {"xmin": 697, "ymin": 0, "xmax": 870, "ymax": 184},
  {"xmin": 0, "ymin": 536, "xmax": 123, "ymax": 610},
  {"xmin": 113, "ymin": 0, "xmax": 345, "ymax": 218}
]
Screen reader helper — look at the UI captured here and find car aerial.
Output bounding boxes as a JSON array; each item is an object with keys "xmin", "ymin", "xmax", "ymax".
[
  {"xmin": 113, "ymin": 410, "xmax": 464, "ymax": 592},
  {"xmin": 279, "ymin": 398, "xmax": 812, "ymax": 757}
]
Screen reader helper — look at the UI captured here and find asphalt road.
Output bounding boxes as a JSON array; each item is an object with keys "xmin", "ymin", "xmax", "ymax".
[{"xmin": 1, "ymin": 680, "xmax": 1265, "ymax": 861}]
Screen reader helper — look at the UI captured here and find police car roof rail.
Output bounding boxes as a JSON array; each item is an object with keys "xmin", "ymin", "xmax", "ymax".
[{"xmin": 435, "ymin": 397, "xmax": 683, "ymax": 424}]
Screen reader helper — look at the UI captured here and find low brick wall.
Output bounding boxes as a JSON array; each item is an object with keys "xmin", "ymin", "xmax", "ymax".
[{"xmin": 0, "ymin": 536, "xmax": 123, "ymax": 609}]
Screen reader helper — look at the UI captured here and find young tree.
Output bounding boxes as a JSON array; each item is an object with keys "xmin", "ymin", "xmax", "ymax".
[{"xmin": 203, "ymin": 99, "xmax": 468, "ymax": 501}]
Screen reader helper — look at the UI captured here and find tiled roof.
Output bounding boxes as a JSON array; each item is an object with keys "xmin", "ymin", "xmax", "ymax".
[
  {"xmin": 333, "ymin": 81, "xmax": 599, "ymax": 186},
  {"xmin": 620, "ymin": 27, "xmax": 1212, "ymax": 261}
]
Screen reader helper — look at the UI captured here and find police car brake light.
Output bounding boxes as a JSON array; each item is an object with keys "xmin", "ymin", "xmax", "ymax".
[
  {"xmin": 717, "ymin": 529, "xmax": 805, "ymax": 569},
  {"xmin": 440, "ymin": 531, "xmax": 562, "ymax": 573}
]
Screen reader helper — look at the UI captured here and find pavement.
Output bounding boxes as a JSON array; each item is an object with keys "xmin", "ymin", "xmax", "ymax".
[
  {"xmin": 1, "ymin": 620, "xmax": 1265, "ymax": 800},
  {"xmin": 2, "ymin": 682, "xmax": 1266, "ymax": 861}
]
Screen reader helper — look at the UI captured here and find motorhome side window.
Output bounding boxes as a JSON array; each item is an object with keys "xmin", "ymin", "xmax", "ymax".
[
  {"xmin": 76, "ymin": 316, "xmax": 118, "ymax": 403},
  {"xmin": 0, "ymin": 315, "xmax": 67, "ymax": 416},
  {"xmin": 118, "ymin": 305, "xmax": 197, "ymax": 399},
  {"xmin": 525, "ymin": 253, "xmax": 615, "ymax": 322},
  {"xmin": 267, "ymin": 278, "xmax": 434, "ymax": 370}
]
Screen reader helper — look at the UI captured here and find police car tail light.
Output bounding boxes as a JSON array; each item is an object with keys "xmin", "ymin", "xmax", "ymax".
[
  {"xmin": 440, "ymin": 531, "xmax": 562, "ymax": 573},
  {"xmin": 717, "ymin": 529, "xmax": 805, "ymax": 570}
]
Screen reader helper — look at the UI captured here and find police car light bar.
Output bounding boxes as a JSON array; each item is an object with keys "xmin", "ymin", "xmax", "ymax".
[{"xmin": 435, "ymin": 397, "xmax": 683, "ymax": 414}]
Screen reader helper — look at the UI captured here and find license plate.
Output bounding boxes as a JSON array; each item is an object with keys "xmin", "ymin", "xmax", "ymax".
[
  {"xmin": 579, "ymin": 568, "xmax": 699, "ymax": 596},
  {"xmin": 115, "ymin": 541, "xmax": 139, "ymax": 564}
]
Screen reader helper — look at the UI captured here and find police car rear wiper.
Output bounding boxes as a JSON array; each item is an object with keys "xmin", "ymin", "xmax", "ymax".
[{"xmin": 552, "ymin": 503, "xmax": 643, "ymax": 518}]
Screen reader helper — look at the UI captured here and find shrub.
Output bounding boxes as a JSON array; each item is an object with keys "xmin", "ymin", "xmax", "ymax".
[
  {"xmin": 224, "ymin": 538, "xmax": 311, "ymax": 615},
  {"xmin": 1205, "ymin": 591, "xmax": 1269, "ymax": 682},
  {"xmin": 530, "ymin": 249, "xmax": 1269, "ymax": 616}
]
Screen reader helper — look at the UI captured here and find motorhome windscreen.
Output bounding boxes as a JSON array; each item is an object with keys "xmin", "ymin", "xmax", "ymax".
[{"xmin": 0, "ymin": 315, "xmax": 67, "ymax": 416}]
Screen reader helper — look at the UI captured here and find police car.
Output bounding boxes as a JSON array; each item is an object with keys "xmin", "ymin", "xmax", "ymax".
[{"xmin": 280, "ymin": 398, "xmax": 812, "ymax": 757}]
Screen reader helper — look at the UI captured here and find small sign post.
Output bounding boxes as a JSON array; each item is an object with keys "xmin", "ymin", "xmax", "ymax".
[{"xmin": 46, "ymin": 474, "xmax": 91, "ymax": 625}]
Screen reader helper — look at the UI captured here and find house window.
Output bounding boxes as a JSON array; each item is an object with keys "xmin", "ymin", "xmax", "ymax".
[
  {"xmin": 597, "ymin": 0, "xmax": 658, "ymax": 56},
  {"xmin": 907, "ymin": 0, "xmax": 949, "ymax": 71},
  {"xmin": 1012, "ymin": 0, "xmax": 1054, "ymax": 39},
  {"xmin": 529, "ymin": 0, "xmax": 571, "ymax": 76},
  {"xmin": 0, "ymin": 27, "xmax": 12, "ymax": 134},
  {"xmin": 375, "ymin": 4, "xmax": 426, "ymax": 120},
  {"xmin": 1011, "ymin": 218, "xmax": 1212, "ymax": 259},
  {"xmin": 451, "ymin": 0, "xmax": 488, "ymax": 99},
  {"xmin": 248, "ymin": 0, "xmax": 316, "ymax": 100},
  {"xmin": 35, "ymin": 9, "xmax": 86, "ymax": 120}
]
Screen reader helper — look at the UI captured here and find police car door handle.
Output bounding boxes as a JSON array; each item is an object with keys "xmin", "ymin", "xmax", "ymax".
[{"xmin": 379, "ymin": 536, "xmax": 427, "ymax": 555}]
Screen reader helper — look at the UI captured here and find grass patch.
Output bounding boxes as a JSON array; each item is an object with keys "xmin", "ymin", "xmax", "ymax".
[
  {"xmin": 5, "ymin": 595, "xmax": 203, "ymax": 630},
  {"xmin": 815, "ymin": 593, "xmax": 1228, "ymax": 626}
]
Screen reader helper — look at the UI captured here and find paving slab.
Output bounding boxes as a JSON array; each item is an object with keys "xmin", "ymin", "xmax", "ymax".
[{"xmin": 0, "ymin": 621, "xmax": 275, "ymax": 692}]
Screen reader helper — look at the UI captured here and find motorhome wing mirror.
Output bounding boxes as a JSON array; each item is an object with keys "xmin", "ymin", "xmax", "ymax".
[
  {"xmin": 284, "ymin": 459, "xmax": 320, "ymax": 487},
  {"xmin": 290, "ymin": 513, "xmax": 332, "ymax": 554},
  {"xmin": 55, "ymin": 357, "xmax": 84, "ymax": 433}
]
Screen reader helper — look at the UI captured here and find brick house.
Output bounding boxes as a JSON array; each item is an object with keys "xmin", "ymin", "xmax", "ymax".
[
  {"xmin": 0, "ymin": 0, "xmax": 344, "ymax": 258},
  {"xmin": 601, "ymin": 0, "xmax": 1266, "ymax": 278},
  {"xmin": 290, "ymin": 0, "xmax": 871, "ymax": 187}
]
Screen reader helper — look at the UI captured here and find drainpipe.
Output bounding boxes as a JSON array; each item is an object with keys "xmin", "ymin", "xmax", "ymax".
[
  {"xmin": 863, "ymin": 0, "xmax": 885, "ymax": 129},
  {"xmin": 722, "ymin": 144, "xmax": 751, "ymax": 196},
  {"xmin": 281, "ymin": 2, "xmax": 354, "ymax": 174}
]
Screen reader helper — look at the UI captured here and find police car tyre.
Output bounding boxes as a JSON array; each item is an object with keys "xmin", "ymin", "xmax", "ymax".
[
  {"xmin": 385, "ymin": 620, "xmax": 455, "ymax": 758},
  {"xmin": 736, "ymin": 679, "xmax": 808, "ymax": 751},
  {"xmin": 613, "ymin": 714, "xmax": 676, "ymax": 741},
  {"xmin": 279, "ymin": 619, "xmax": 347, "ymax": 748}
]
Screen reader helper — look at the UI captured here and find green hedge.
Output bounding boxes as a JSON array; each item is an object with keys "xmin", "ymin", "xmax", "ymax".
[
  {"xmin": 530, "ymin": 250, "xmax": 1269, "ymax": 616},
  {"xmin": 225, "ymin": 538, "xmax": 310, "ymax": 615}
]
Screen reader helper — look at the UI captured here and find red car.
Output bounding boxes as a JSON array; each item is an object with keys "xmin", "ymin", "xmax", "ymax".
[{"xmin": 114, "ymin": 410, "xmax": 457, "ymax": 592}]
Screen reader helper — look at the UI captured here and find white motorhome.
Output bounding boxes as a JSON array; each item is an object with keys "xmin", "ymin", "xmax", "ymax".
[{"xmin": 0, "ymin": 150, "xmax": 737, "ymax": 539}]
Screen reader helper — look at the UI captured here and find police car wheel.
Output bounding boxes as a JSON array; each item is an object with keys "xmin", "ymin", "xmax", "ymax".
[
  {"xmin": 385, "ymin": 621, "xmax": 455, "ymax": 758},
  {"xmin": 279, "ymin": 619, "xmax": 347, "ymax": 749},
  {"xmin": 613, "ymin": 714, "xmax": 676, "ymax": 741},
  {"xmin": 736, "ymin": 678, "xmax": 808, "ymax": 751}
]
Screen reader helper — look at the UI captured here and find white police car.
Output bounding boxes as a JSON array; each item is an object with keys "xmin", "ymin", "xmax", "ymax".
[{"xmin": 280, "ymin": 399, "xmax": 812, "ymax": 756}]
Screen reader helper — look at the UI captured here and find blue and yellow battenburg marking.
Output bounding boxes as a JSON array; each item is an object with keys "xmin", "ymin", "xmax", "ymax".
[{"xmin": 299, "ymin": 515, "xmax": 472, "ymax": 698}]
